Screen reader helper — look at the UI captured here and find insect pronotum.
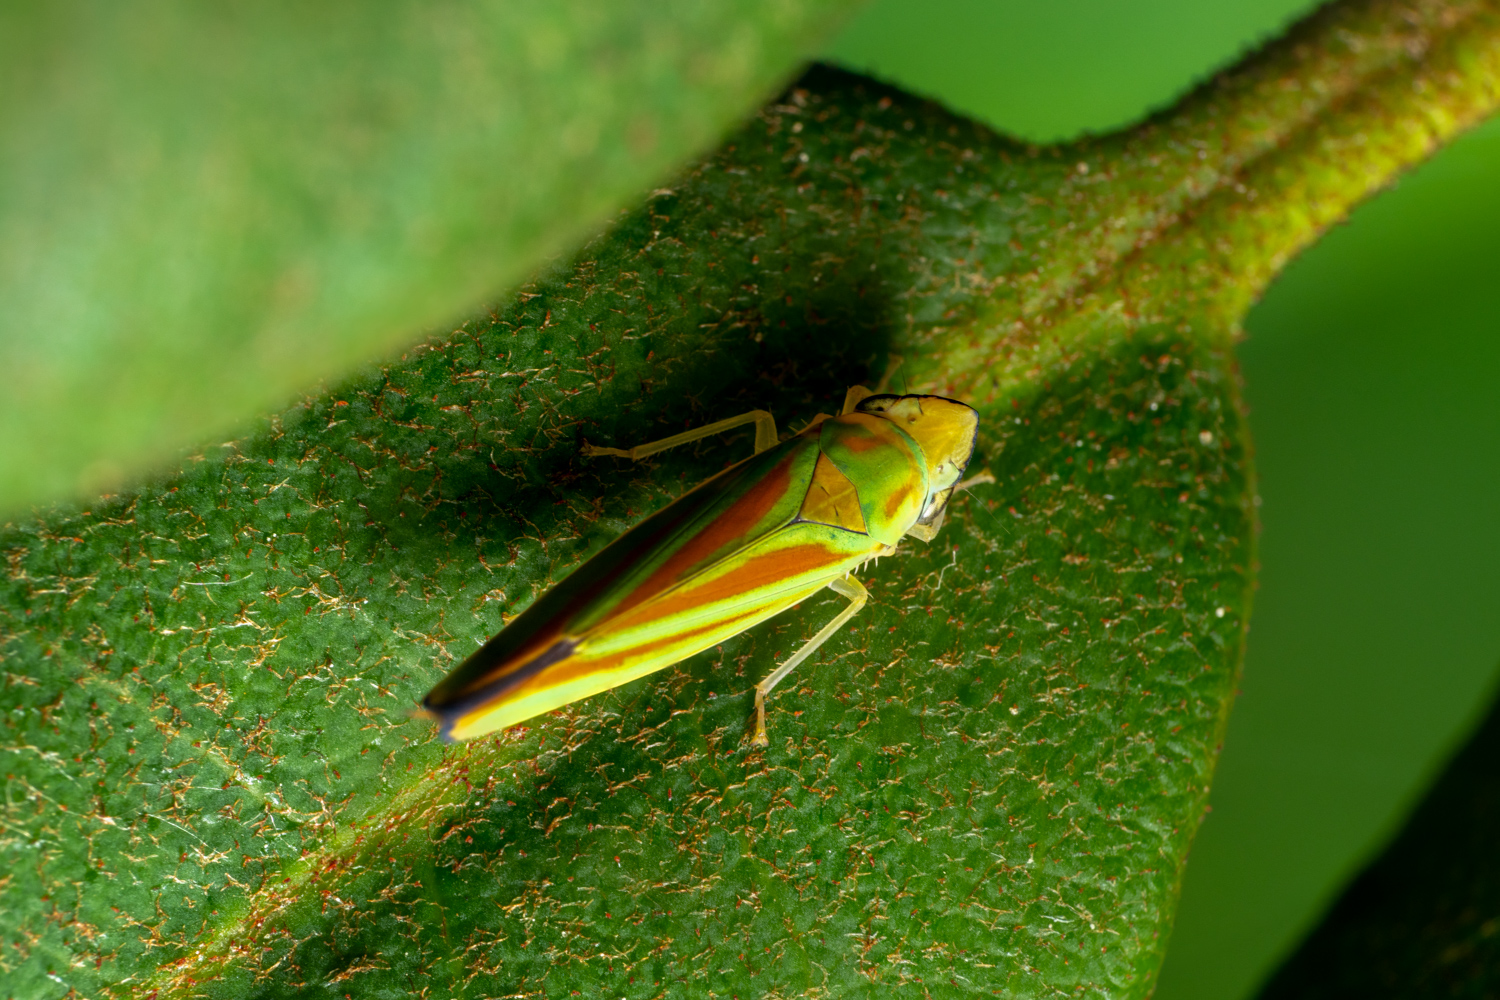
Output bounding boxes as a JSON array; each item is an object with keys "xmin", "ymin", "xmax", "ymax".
[{"xmin": 419, "ymin": 384, "xmax": 988, "ymax": 746}]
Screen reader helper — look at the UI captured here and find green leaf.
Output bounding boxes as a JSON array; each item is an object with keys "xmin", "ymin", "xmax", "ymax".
[
  {"xmin": 1255, "ymin": 683, "xmax": 1500, "ymax": 997},
  {"xmin": 0, "ymin": 0, "xmax": 861, "ymax": 512},
  {"xmin": 2, "ymin": 1, "xmax": 1497, "ymax": 997}
]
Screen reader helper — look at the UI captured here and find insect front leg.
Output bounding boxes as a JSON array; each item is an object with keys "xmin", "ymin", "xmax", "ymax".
[
  {"xmin": 904, "ymin": 471, "xmax": 997, "ymax": 542},
  {"xmin": 905, "ymin": 509, "xmax": 944, "ymax": 543},
  {"xmin": 955, "ymin": 470, "xmax": 996, "ymax": 491},
  {"xmin": 582, "ymin": 409, "xmax": 778, "ymax": 460},
  {"xmin": 751, "ymin": 575, "xmax": 869, "ymax": 748},
  {"xmin": 840, "ymin": 385, "xmax": 874, "ymax": 415}
]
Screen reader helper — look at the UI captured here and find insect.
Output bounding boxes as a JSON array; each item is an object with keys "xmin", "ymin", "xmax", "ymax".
[{"xmin": 419, "ymin": 385, "xmax": 987, "ymax": 746}]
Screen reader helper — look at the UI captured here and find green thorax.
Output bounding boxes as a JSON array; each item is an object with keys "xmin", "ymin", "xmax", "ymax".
[{"xmin": 818, "ymin": 413, "xmax": 929, "ymax": 546}]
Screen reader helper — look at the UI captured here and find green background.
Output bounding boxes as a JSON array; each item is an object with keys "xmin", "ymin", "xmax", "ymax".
[
  {"xmin": 823, "ymin": 2, "xmax": 1500, "ymax": 1000},
  {"xmin": 1, "ymin": 2, "xmax": 1493, "ymax": 996}
]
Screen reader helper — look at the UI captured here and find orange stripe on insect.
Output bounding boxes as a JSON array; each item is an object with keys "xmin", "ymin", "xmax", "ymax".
[
  {"xmin": 606, "ymin": 451, "xmax": 798, "ymax": 620},
  {"xmin": 883, "ymin": 481, "xmax": 916, "ymax": 521},
  {"xmin": 609, "ymin": 542, "xmax": 850, "ymax": 630},
  {"xmin": 446, "ymin": 628, "xmax": 566, "ymax": 699},
  {"xmin": 833, "ymin": 425, "xmax": 884, "ymax": 453},
  {"xmin": 440, "ymin": 499, "xmax": 720, "ymax": 701}
]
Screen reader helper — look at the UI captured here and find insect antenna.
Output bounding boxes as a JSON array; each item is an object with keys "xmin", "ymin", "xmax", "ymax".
[
  {"xmin": 874, "ymin": 354, "xmax": 906, "ymax": 395},
  {"xmin": 956, "ymin": 470, "xmax": 1010, "ymax": 539}
]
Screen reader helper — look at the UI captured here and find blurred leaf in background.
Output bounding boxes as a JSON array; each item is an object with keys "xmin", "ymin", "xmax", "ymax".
[
  {"xmin": 1159, "ymin": 114, "xmax": 1500, "ymax": 1000},
  {"xmin": 0, "ymin": 0, "xmax": 860, "ymax": 512},
  {"xmin": 825, "ymin": 0, "xmax": 1320, "ymax": 141},
  {"xmin": 825, "ymin": 1, "xmax": 1500, "ymax": 997},
  {"xmin": 1256, "ymin": 676, "xmax": 1500, "ymax": 997},
  {"xmin": 2, "ymin": 0, "xmax": 1499, "ymax": 998}
]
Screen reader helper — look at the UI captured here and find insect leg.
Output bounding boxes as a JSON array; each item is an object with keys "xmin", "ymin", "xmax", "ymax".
[
  {"xmin": 582, "ymin": 409, "xmax": 778, "ymax": 460},
  {"xmin": 751, "ymin": 575, "xmax": 869, "ymax": 747},
  {"xmin": 838, "ymin": 354, "xmax": 907, "ymax": 414},
  {"xmin": 873, "ymin": 354, "xmax": 905, "ymax": 394},
  {"xmin": 904, "ymin": 509, "xmax": 944, "ymax": 542},
  {"xmin": 904, "ymin": 471, "xmax": 997, "ymax": 542},
  {"xmin": 840, "ymin": 385, "xmax": 874, "ymax": 415},
  {"xmin": 955, "ymin": 470, "xmax": 997, "ymax": 491}
]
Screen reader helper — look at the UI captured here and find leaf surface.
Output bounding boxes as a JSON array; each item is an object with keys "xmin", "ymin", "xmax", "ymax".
[
  {"xmin": 2, "ymin": 1, "xmax": 1498, "ymax": 997},
  {"xmin": 0, "ymin": 0, "xmax": 861, "ymax": 511}
]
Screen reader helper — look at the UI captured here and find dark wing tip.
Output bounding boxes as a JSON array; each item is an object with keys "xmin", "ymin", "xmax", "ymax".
[
  {"xmin": 407, "ymin": 703, "xmax": 460, "ymax": 743},
  {"xmin": 418, "ymin": 637, "xmax": 581, "ymax": 742}
]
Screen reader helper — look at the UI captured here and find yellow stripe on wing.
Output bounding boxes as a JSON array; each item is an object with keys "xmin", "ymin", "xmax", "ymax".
[
  {"xmin": 443, "ymin": 588, "xmax": 817, "ymax": 741},
  {"xmin": 441, "ymin": 530, "xmax": 880, "ymax": 741}
]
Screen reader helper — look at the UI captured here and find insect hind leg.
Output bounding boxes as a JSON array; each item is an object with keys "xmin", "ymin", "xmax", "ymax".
[
  {"xmin": 582, "ymin": 409, "xmax": 778, "ymax": 460},
  {"xmin": 751, "ymin": 575, "xmax": 869, "ymax": 748}
]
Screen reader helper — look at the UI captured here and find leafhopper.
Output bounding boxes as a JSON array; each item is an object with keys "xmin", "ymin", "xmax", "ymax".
[{"xmin": 419, "ymin": 385, "xmax": 986, "ymax": 746}]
